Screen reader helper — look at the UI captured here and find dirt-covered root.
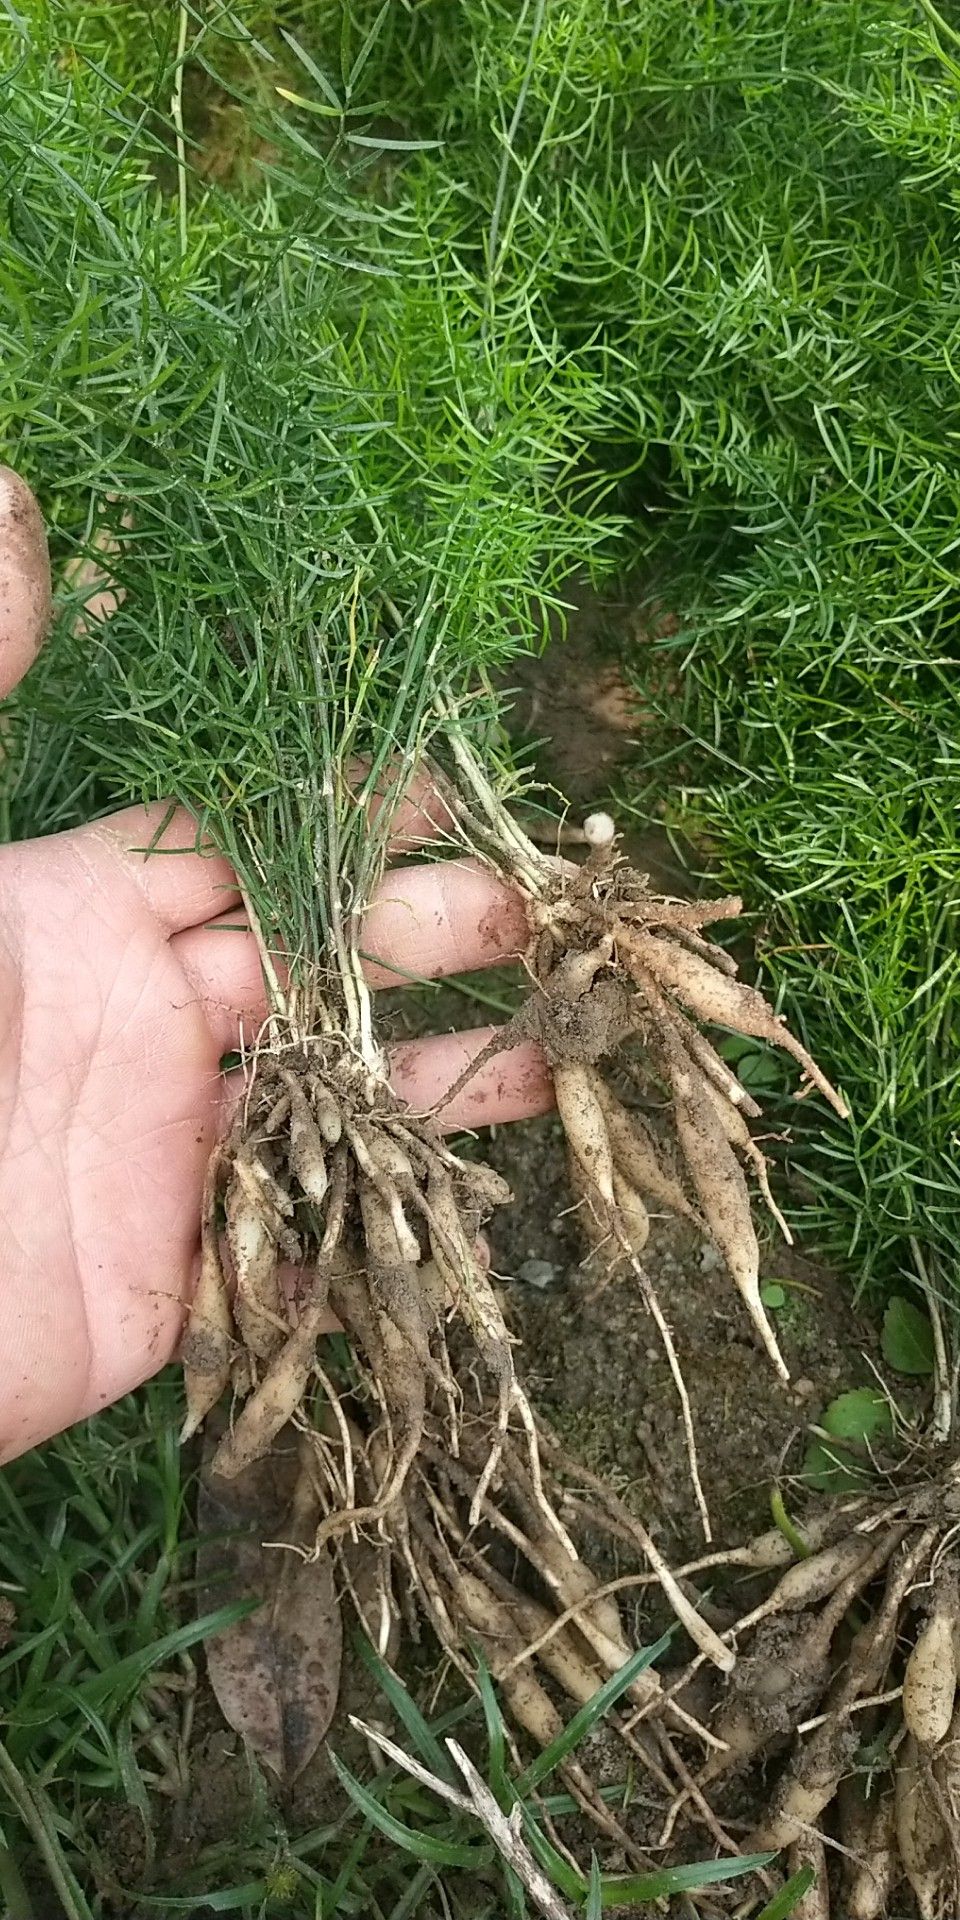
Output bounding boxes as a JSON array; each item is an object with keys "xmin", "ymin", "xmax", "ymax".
[
  {"xmin": 664, "ymin": 1463, "xmax": 960, "ymax": 1917},
  {"xmin": 437, "ymin": 816, "xmax": 845, "ymax": 1388},
  {"xmin": 180, "ymin": 1042, "xmax": 529, "ymax": 1520},
  {"xmin": 347, "ymin": 1392, "xmax": 752, "ymax": 1862}
]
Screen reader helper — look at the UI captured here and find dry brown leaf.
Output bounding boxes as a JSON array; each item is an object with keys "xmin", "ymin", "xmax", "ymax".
[{"xmin": 197, "ymin": 1427, "xmax": 342, "ymax": 1780}]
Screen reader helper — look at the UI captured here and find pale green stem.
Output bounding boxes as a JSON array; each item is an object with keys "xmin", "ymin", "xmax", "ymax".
[
  {"xmin": 239, "ymin": 883, "xmax": 287, "ymax": 1046},
  {"xmin": 909, "ymin": 1235, "xmax": 953, "ymax": 1444},
  {"xmin": 0, "ymin": 1744, "xmax": 93, "ymax": 1920},
  {"xmin": 322, "ymin": 775, "xmax": 384, "ymax": 1079},
  {"xmin": 435, "ymin": 688, "xmax": 548, "ymax": 896},
  {"xmin": 171, "ymin": 4, "xmax": 189, "ymax": 261}
]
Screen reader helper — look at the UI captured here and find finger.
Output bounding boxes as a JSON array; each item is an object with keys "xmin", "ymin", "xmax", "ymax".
[
  {"xmin": 366, "ymin": 764, "xmax": 460, "ymax": 856},
  {"xmin": 90, "ymin": 802, "xmax": 241, "ymax": 934},
  {"xmin": 171, "ymin": 913, "xmax": 272, "ymax": 1056},
  {"xmin": 88, "ymin": 771, "xmax": 462, "ymax": 940},
  {"xmin": 390, "ymin": 1027, "xmax": 554, "ymax": 1129},
  {"xmin": 219, "ymin": 1028, "xmax": 553, "ymax": 1136},
  {"xmin": 361, "ymin": 858, "xmax": 530, "ymax": 987},
  {"xmin": 175, "ymin": 854, "xmax": 531, "ymax": 1053},
  {"xmin": 0, "ymin": 467, "xmax": 51, "ymax": 699}
]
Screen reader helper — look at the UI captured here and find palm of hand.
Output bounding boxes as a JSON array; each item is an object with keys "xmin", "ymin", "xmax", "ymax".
[
  {"xmin": 0, "ymin": 800, "xmax": 556, "ymax": 1461},
  {"xmin": 0, "ymin": 820, "xmax": 229, "ymax": 1457}
]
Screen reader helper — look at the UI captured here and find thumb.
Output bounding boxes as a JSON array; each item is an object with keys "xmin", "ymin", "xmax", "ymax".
[{"xmin": 0, "ymin": 467, "xmax": 51, "ymax": 700}]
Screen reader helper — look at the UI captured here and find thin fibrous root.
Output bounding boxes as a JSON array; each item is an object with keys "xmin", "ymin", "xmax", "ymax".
[
  {"xmin": 404, "ymin": 1417, "xmax": 734, "ymax": 1824},
  {"xmin": 529, "ymin": 1424, "xmax": 733, "ymax": 1672},
  {"xmin": 420, "ymin": 1555, "xmax": 653, "ymax": 1870}
]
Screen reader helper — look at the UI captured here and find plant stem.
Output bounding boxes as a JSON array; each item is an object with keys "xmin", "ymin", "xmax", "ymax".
[
  {"xmin": 0, "ymin": 1840, "xmax": 33, "ymax": 1920},
  {"xmin": 322, "ymin": 775, "xmax": 383, "ymax": 1081},
  {"xmin": 909, "ymin": 1236, "xmax": 953, "ymax": 1444},
  {"xmin": 769, "ymin": 1486, "xmax": 812, "ymax": 1562},
  {"xmin": 239, "ymin": 884, "xmax": 287, "ymax": 1044},
  {"xmin": 0, "ymin": 1744, "xmax": 93, "ymax": 1920},
  {"xmin": 485, "ymin": 0, "xmax": 547, "ymax": 326},
  {"xmin": 171, "ymin": 3, "xmax": 189, "ymax": 260},
  {"xmin": 436, "ymin": 688, "xmax": 547, "ymax": 894},
  {"xmin": 916, "ymin": 0, "xmax": 960, "ymax": 53}
]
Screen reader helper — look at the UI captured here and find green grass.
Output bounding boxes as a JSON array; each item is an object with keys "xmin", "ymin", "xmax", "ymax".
[
  {"xmin": 2, "ymin": 0, "xmax": 622, "ymax": 970},
  {"xmin": 10, "ymin": 0, "xmax": 955, "ymax": 1293},
  {"xmin": 0, "ymin": 1402, "xmax": 778, "ymax": 1915}
]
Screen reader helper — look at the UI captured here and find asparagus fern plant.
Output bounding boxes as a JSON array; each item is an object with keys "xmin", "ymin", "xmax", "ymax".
[{"xmin": 304, "ymin": 0, "xmax": 960, "ymax": 1304}]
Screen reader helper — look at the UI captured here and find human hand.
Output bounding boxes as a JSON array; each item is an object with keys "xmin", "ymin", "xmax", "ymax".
[{"xmin": 0, "ymin": 469, "xmax": 552, "ymax": 1462}]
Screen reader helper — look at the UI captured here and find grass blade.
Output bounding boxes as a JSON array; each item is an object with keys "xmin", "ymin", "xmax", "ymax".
[
  {"xmin": 329, "ymin": 1751, "xmax": 490, "ymax": 1869},
  {"xmin": 355, "ymin": 1638, "xmax": 455, "ymax": 1784},
  {"xmin": 596, "ymin": 1853, "xmax": 777, "ymax": 1904},
  {"xmin": 755, "ymin": 1867, "xmax": 817, "ymax": 1920},
  {"xmin": 585, "ymin": 1854, "xmax": 603, "ymax": 1919},
  {"xmin": 516, "ymin": 1635, "xmax": 670, "ymax": 1795},
  {"xmin": 474, "ymin": 1652, "xmax": 508, "ymax": 1790}
]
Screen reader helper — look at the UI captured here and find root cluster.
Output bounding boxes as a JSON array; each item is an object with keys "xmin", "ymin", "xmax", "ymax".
[
  {"xmin": 327, "ymin": 1386, "xmax": 750, "ymax": 1870},
  {"xmin": 182, "ymin": 1049, "xmax": 529, "ymax": 1519},
  {"xmin": 184, "ymin": 809, "xmax": 843, "ymax": 1540},
  {"xmin": 181, "ymin": 777, "xmax": 867, "ymax": 1897},
  {"xmin": 668, "ymin": 1464, "xmax": 960, "ymax": 1918},
  {"xmin": 445, "ymin": 830, "xmax": 847, "ymax": 1391}
]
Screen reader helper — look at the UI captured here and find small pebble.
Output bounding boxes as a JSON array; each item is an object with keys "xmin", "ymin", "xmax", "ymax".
[
  {"xmin": 793, "ymin": 1377, "xmax": 816, "ymax": 1399},
  {"xmin": 699, "ymin": 1242, "xmax": 723, "ymax": 1275},
  {"xmin": 518, "ymin": 1258, "xmax": 560, "ymax": 1291}
]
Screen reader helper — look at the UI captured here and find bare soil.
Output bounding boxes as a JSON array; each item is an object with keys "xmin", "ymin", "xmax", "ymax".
[{"xmin": 483, "ymin": 1110, "xmax": 881, "ymax": 1565}]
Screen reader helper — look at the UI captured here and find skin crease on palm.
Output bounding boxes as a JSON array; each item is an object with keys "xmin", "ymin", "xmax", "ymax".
[{"xmin": 0, "ymin": 467, "xmax": 555, "ymax": 1465}]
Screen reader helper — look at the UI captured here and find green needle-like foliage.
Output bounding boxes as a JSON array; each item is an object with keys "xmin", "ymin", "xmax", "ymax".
[
  {"xmin": 307, "ymin": 0, "xmax": 960, "ymax": 1298},
  {"xmin": 0, "ymin": 3, "xmax": 619, "ymax": 978}
]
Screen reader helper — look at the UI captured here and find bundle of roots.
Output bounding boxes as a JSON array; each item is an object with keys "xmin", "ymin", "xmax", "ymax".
[
  {"xmin": 180, "ymin": 774, "xmax": 852, "ymax": 1874},
  {"xmin": 184, "ymin": 786, "xmax": 842, "ymax": 1493},
  {"xmin": 323, "ymin": 1384, "xmax": 750, "ymax": 1871},
  {"xmin": 654, "ymin": 1460, "xmax": 960, "ymax": 1918},
  {"xmin": 443, "ymin": 812, "xmax": 848, "ymax": 1394},
  {"xmin": 181, "ymin": 1051, "xmax": 529, "ymax": 1520}
]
